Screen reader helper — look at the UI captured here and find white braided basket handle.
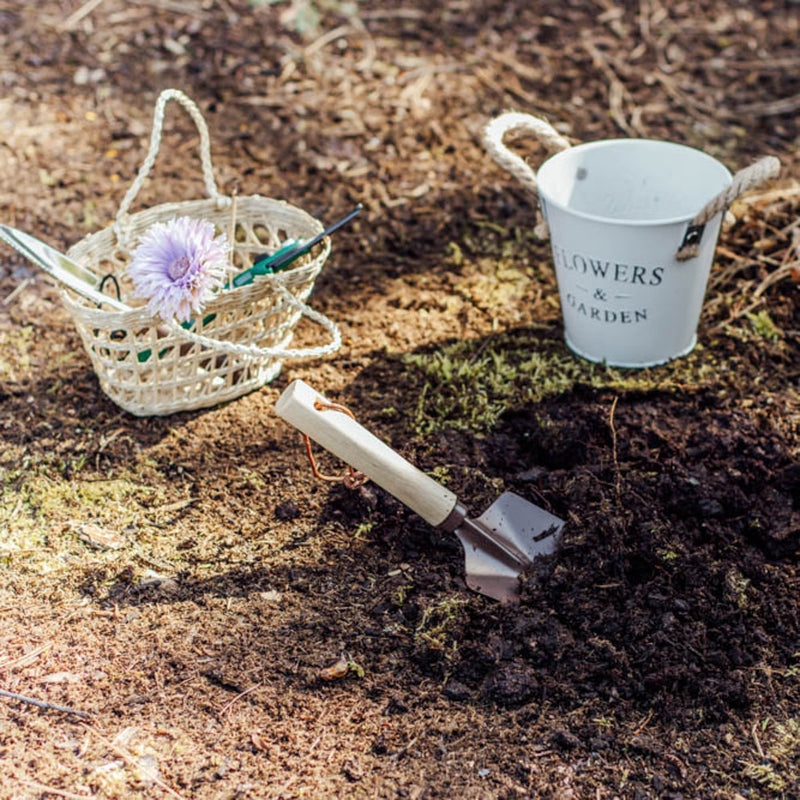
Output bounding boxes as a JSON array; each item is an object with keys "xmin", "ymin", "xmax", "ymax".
[
  {"xmin": 167, "ymin": 286, "xmax": 341, "ymax": 360},
  {"xmin": 114, "ymin": 89, "xmax": 232, "ymax": 242},
  {"xmin": 675, "ymin": 155, "xmax": 781, "ymax": 261},
  {"xmin": 483, "ymin": 112, "xmax": 571, "ymax": 239}
]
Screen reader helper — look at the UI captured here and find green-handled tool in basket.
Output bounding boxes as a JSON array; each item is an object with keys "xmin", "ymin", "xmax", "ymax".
[{"xmin": 230, "ymin": 203, "xmax": 362, "ymax": 289}]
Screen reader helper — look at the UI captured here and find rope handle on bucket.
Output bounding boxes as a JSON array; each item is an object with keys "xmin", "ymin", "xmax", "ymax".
[
  {"xmin": 674, "ymin": 155, "xmax": 781, "ymax": 261},
  {"xmin": 483, "ymin": 111, "xmax": 781, "ymax": 260},
  {"xmin": 302, "ymin": 399, "xmax": 367, "ymax": 489},
  {"xmin": 164, "ymin": 285, "xmax": 341, "ymax": 360},
  {"xmin": 482, "ymin": 112, "xmax": 571, "ymax": 239},
  {"xmin": 482, "ymin": 112, "xmax": 572, "ymax": 197},
  {"xmin": 113, "ymin": 89, "xmax": 232, "ymax": 243}
]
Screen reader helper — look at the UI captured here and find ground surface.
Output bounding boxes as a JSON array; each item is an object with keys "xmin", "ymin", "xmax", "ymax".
[{"xmin": 0, "ymin": 1, "xmax": 799, "ymax": 798}]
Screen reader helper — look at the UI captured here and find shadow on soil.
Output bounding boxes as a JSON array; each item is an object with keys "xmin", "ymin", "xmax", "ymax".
[{"xmin": 72, "ymin": 327, "xmax": 800, "ymax": 729}]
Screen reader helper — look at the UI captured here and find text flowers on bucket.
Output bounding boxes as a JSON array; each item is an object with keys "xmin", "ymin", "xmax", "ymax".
[{"xmin": 127, "ymin": 216, "xmax": 229, "ymax": 322}]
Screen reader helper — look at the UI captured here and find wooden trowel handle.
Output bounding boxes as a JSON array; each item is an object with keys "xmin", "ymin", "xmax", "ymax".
[{"xmin": 275, "ymin": 379, "xmax": 458, "ymax": 528}]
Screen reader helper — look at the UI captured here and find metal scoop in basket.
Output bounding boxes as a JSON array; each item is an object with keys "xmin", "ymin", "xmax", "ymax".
[
  {"xmin": 276, "ymin": 379, "xmax": 565, "ymax": 602},
  {"xmin": 0, "ymin": 224, "xmax": 130, "ymax": 311}
]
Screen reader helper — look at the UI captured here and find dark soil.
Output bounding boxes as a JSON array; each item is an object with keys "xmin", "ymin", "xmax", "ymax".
[{"xmin": 0, "ymin": 1, "xmax": 799, "ymax": 799}]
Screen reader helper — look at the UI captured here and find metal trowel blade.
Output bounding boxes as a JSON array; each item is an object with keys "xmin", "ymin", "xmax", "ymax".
[{"xmin": 454, "ymin": 492, "xmax": 563, "ymax": 603}]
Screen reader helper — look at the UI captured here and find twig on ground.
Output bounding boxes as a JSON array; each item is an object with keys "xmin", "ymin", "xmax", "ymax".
[
  {"xmin": 737, "ymin": 92, "xmax": 800, "ymax": 118},
  {"xmin": 0, "ymin": 688, "xmax": 91, "ymax": 719},
  {"xmin": 303, "ymin": 24, "xmax": 353, "ymax": 58},
  {"xmin": 650, "ymin": 71, "xmax": 718, "ymax": 121},
  {"xmin": 753, "ymin": 261, "xmax": 800, "ymax": 300},
  {"xmin": 708, "ymin": 248, "xmax": 798, "ymax": 333},
  {"xmin": 632, "ymin": 709, "xmax": 654, "ymax": 735},
  {"xmin": 0, "ymin": 643, "xmax": 51, "ymax": 672},
  {"xmin": 219, "ymin": 682, "xmax": 262, "ymax": 716},
  {"xmin": 2, "ymin": 277, "xmax": 32, "ymax": 306},
  {"xmin": 62, "ymin": 0, "xmax": 108, "ymax": 30},
  {"xmin": 608, "ymin": 396, "xmax": 622, "ymax": 503},
  {"xmin": 390, "ymin": 736, "xmax": 418, "ymax": 761},
  {"xmin": 752, "ymin": 721, "xmax": 765, "ymax": 759},
  {"xmin": 18, "ymin": 778, "xmax": 93, "ymax": 800}
]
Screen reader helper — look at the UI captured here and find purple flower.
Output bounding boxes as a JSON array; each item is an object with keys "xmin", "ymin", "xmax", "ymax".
[{"xmin": 127, "ymin": 216, "xmax": 229, "ymax": 322}]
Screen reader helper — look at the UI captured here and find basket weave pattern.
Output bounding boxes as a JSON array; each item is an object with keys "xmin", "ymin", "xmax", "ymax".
[{"xmin": 60, "ymin": 91, "xmax": 339, "ymax": 417}]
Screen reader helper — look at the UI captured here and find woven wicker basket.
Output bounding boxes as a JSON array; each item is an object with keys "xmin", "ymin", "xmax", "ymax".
[{"xmin": 61, "ymin": 90, "xmax": 340, "ymax": 417}]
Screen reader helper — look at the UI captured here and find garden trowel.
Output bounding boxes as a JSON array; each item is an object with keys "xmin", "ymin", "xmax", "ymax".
[{"xmin": 275, "ymin": 380, "xmax": 564, "ymax": 602}]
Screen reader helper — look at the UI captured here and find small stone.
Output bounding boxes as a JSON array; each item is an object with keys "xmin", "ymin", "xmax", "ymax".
[
  {"xmin": 646, "ymin": 592, "xmax": 669, "ymax": 609},
  {"xmin": 136, "ymin": 754, "xmax": 161, "ymax": 787},
  {"xmin": 41, "ymin": 671, "xmax": 81, "ymax": 684},
  {"xmin": 358, "ymin": 484, "xmax": 379, "ymax": 508},
  {"xmin": 552, "ymin": 730, "xmax": 581, "ymax": 750},
  {"xmin": 630, "ymin": 735, "xmax": 662, "ymax": 755},
  {"xmin": 137, "ymin": 569, "xmax": 177, "ymax": 590},
  {"xmin": 698, "ymin": 498, "xmax": 724, "ymax": 518},
  {"xmin": 112, "ymin": 727, "xmax": 139, "ymax": 748},
  {"xmin": 341, "ymin": 759, "xmax": 363, "ymax": 782},
  {"xmin": 54, "ymin": 737, "xmax": 82, "ymax": 752},
  {"xmin": 215, "ymin": 757, "xmax": 236, "ymax": 778},
  {"xmin": 162, "ymin": 38, "xmax": 186, "ymax": 56},
  {"xmin": 589, "ymin": 736, "xmax": 612, "ymax": 751},
  {"xmin": 93, "ymin": 760, "xmax": 125, "ymax": 776},
  {"xmin": 74, "ymin": 66, "xmax": 106, "ymax": 85},
  {"xmin": 483, "ymin": 666, "xmax": 538, "ymax": 707},
  {"xmin": 517, "ymin": 467, "xmax": 547, "ymax": 481},
  {"xmin": 76, "ymin": 522, "xmax": 124, "ymax": 551},
  {"xmin": 442, "ymin": 681, "xmax": 471, "ymax": 701},
  {"xmin": 275, "ymin": 500, "xmax": 301, "ymax": 520}
]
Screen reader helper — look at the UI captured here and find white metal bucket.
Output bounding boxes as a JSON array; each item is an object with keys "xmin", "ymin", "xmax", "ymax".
[{"xmin": 484, "ymin": 113, "xmax": 780, "ymax": 368}]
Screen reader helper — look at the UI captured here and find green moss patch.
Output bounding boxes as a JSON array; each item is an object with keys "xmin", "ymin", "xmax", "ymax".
[{"xmin": 401, "ymin": 331, "xmax": 721, "ymax": 435}]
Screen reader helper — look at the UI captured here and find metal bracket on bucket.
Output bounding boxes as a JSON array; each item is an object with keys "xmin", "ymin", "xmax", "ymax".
[{"xmin": 679, "ymin": 223, "xmax": 706, "ymax": 253}]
